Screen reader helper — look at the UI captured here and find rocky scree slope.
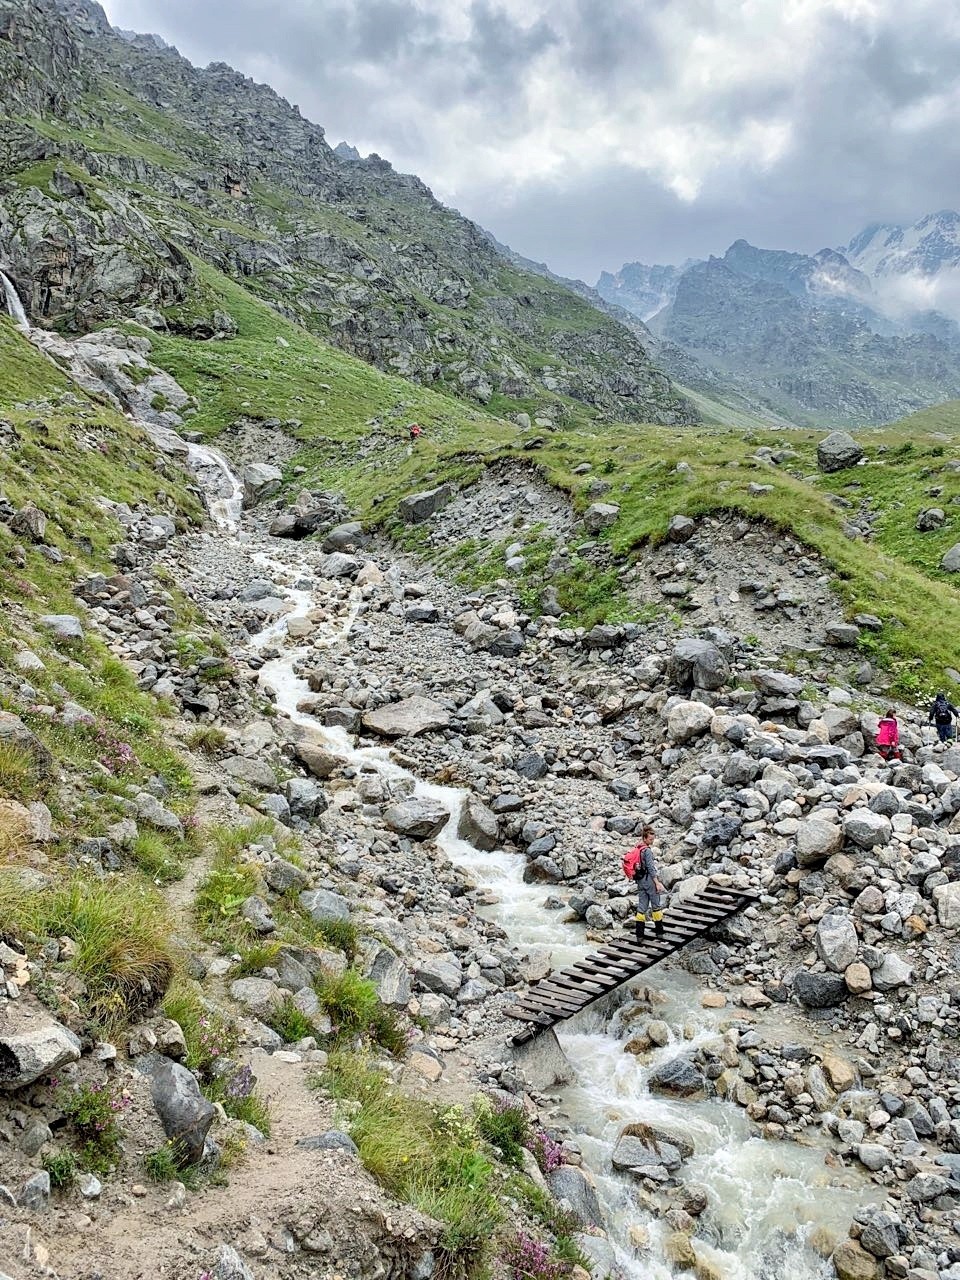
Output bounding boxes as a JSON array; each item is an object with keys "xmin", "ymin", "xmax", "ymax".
[
  {"xmin": 0, "ymin": 303, "xmax": 960, "ymax": 1280},
  {"xmin": 0, "ymin": 0, "xmax": 693, "ymax": 430}
]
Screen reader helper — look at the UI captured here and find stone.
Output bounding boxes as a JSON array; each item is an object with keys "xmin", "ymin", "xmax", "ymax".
[
  {"xmin": 38, "ymin": 613, "xmax": 83, "ymax": 640},
  {"xmin": 796, "ymin": 818, "xmax": 843, "ymax": 866},
  {"xmin": 871, "ymin": 952, "xmax": 912, "ymax": 991},
  {"xmin": 611, "ymin": 1134, "xmax": 668, "ymax": 1176},
  {"xmin": 859, "ymin": 1213, "xmax": 900, "ymax": 1259},
  {"xmin": 941, "ymin": 542, "xmax": 960, "ymax": 572},
  {"xmin": 284, "ymin": 777, "xmax": 327, "ymax": 819},
  {"xmin": 362, "ymin": 696, "xmax": 452, "ymax": 738},
  {"xmin": 666, "ymin": 514, "xmax": 696, "ymax": 542},
  {"xmin": 0, "ymin": 712, "xmax": 53, "ymax": 775},
  {"xmin": 670, "ymin": 638, "xmax": 729, "ymax": 691},
  {"xmin": 321, "ymin": 522, "xmax": 364, "ymax": 552},
  {"xmin": 242, "ymin": 463, "xmax": 282, "ymax": 508},
  {"xmin": 364, "ymin": 944, "xmax": 411, "ymax": 1007},
  {"xmin": 648, "ymin": 1057, "xmax": 707, "ymax": 1100},
  {"xmin": 297, "ymin": 1129, "xmax": 359, "ymax": 1155},
  {"xmin": 583, "ymin": 502, "xmax": 620, "ymax": 533},
  {"xmin": 832, "ymin": 1240, "xmax": 879, "ymax": 1280},
  {"xmin": 211, "ymin": 1244, "xmax": 256, "ymax": 1280},
  {"xmin": 547, "ymin": 1165, "xmax": 602, "ymax": 1228},
  {"xmin": 825, "ymin": 623, "xmax": 861, "ymax": 647},
  {"xmin": 10, "ymin": 503, "xmax": 46, "ymax": 542},
  {"xmin": 229, "ymin": 977, "xmax": 285, "ymax": 1023},
  {"xmin": 817, "ymin": 431, "xmax": 864, "ymax": 473},
  {"xmin": 932, "ymin": 881, "xmax": 960, "ymax": 927},
  {"xmin": 0, "ymin": 1018, "xmax": 81, "ymax": 1089},
  {"xmin": 815, "ymin": 914, "xmax": 859, "ymax": 972},
  {"xmin": 457, "ymin": 795, "xmax": 498, "ymax": 851},
  {"xmin": 844, "ymin": 962, "xmax": 872, "ymax": 994},
  {"xmin": 843, "ymin": 810, "xmax": 892, "ymax": 849},
  {"xmin": 298, "ymin": 888, "xmax": 350, "ymax": 924},
  {"xmin": 77, "ymin": 1173, "xmax": 102, "ymax": 1199},
  {"xmin": 793, "ymin": 970, "xmax": 847, "ymax": 1008},
  {"xmin": 415, "ymin": 957, "xmax": 462, "ymax": 997},
  {"xmin": 264, "ymin": 858, "xmax": 310, "ymax": 894},
  {"xmin": 18, "ymin": 1171, "xmax": 50, "ymax": 1212},
  {"xmin": 138, "ymin": 1054, "xmax": 217, "ymax": 1165},
  {"xmin": 223, "ymin": 755, "xmax": 278, "ymax": 790},
  {"xmin": 398, "ymin": 484, "xmax": 454, "ymax": 523},
  {"xmin": 384, "ymin": 798, "xmax": 450, "ymax": 841},
  {"xmin": 820, "ymin": 1053, "xmax": 856, "ymax": 1092},
  {"xmin": 915, "ymin": 507, "xmax": 945, "ymax": 531},
  {"xmin": 667, "ymin": 700, "xmax": 714, "ymax": 744},
  {"xmin": 516, "ymin": 752, "xmax": 549, "ymax": 780}
]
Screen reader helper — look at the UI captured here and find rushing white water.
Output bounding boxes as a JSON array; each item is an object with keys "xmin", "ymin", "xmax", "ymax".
[
  {"xmin": 1, "ymin": 268, "xmax": 29, "ymax": 330},
  {"xmin": 197, "ymin": 465, "xmax": 873, "ymax": 1280},
  {"xmin": 185, "ymin": 442, "xmax": 244, "ymax": 529}
]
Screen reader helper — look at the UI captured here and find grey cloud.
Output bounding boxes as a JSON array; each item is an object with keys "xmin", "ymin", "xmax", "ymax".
[{"xmin": 100, "ymin": 0, "xmax": 960, "ymax": 281}]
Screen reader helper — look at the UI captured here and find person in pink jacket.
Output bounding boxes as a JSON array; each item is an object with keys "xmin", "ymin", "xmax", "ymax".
[{"xmin": 876, "ymin": 709, "xmax": 901, "ymax": 761}]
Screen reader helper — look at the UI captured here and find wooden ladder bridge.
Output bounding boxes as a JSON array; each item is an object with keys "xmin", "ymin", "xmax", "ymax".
[{"xmin": 505, "ymin": 884, "xmax": 757, "ymax": 1045}]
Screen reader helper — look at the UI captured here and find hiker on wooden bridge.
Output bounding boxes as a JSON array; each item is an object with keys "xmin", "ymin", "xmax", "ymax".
[{"xmin": 622, "ymin": 825, "xmax": 666, "ymax": 944}]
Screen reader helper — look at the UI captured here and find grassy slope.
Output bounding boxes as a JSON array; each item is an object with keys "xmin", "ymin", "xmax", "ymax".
[{"xmin": 127, "ymin": 263, "xmax": 960, "ymax": 695}]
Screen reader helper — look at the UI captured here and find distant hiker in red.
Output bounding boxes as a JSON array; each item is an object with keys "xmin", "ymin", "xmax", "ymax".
[
  {"xmin": 409, "ymin": 423, "xmax": 423, "ymax": 442},
  {"xmin": 876, "ymin": 709, "xmax": 901, "ymax": 761},
  {"xmin": 622, "ymin": 825, "xmax": 665, "ymax": 944}
]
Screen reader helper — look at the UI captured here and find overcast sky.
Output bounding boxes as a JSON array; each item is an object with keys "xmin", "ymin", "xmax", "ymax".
[{"xmin": 98, "ymin": 0, "xmax": 960, "ymax": 282}]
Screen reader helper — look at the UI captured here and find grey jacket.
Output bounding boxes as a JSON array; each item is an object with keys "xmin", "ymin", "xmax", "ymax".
[{"xmin": 635, "ymin": 846, "xmax": 659, "ymax": 888}]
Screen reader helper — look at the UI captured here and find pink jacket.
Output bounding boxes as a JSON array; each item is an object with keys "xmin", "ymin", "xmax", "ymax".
[{"xmin": 876, "ymin": 717, "xmax": 899, "ymax": 747}]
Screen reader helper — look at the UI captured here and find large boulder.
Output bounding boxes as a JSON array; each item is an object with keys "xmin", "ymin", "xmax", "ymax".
[
  {"xmin": 648, "ymin": 1057, "xmax": 707, "ymax": 1100},
  {"xmin": 398, "ymin": 484, "xmax": 454, "ymax": 524},
  {"xmin": 583, "ymin": 502, "xmax": 620, "ymax": 534},
  {"xmin": 817, "ymin": 431, "xmax": 864, "ymax": 473},
  {"xmin": 361, "ymin": 696, "xmax": 451, "ymax": 738},
  {"xmin": 0, "ymin": 1017, "xmax": 81, "ymax": 1090},
  {"xmin": 670, "ymin": 638, "xmax": 729, "ymax": 691},
  {"xmin": 815, "ymin": 914, "xmax": 859, "ymax": 973},
  {"xmin": 795, "ymin": 818, "xmax": 843, "ymax": 866},
  {"xmin": 457, "ymin": 795, "xmax": 498, "ymax": 851},
  {"xmin": 933, "ymin": 881, "xmax": 960, "ymax": 927},
  {"xmin": 941, "ymin": 542, "xmax": 960, "ymax": 573},
  {"xmin": 298, "ymin": 888, "xmax": 350, "ymax": 924},
  {"xmin": 793, "ymin": 969, "xmax": 848, "ymax": 1008},
  {"xmin": 242, "ymin": 463, "xmax": 282, "ymax": 508},
  {"xmin": 843, "ymin": 809, "xmax": 891, "ymax": 849},
  {"xmin": 384, "ymin": 798, "xmax": 450, "ymax": 841},
  {"xmin": 364, "ymin": 944, "xmax": 412, "ymax": 1008},
  {"xmin": 229, "ymin": 977, "xmax": 284, "ymax": 1023},
  {"xmin": 0, "ymin": 711, "xmax": 53, "ymax": 776},
  {"xmin": 547, "ymin": 1165, "xmax": 602, "ymax": 1228},
  {"xmin": 415, "ymin": 956, "xmax": 462, "ymax": 997},
  {"xmin": 137, "ymin": 1053, "xmax": 216, "ymax": 1164},
  {"xmin": 666, "ymin": 700, "xmax": 713, "ymax": 744}
]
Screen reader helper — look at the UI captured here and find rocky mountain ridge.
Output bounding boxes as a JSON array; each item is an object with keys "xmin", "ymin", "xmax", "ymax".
[
  {"xmin": 598, "ymin": 216, "xmax": 960, "ymax": 426},
  {"xmin": 0, "ymin": 0, "xmax": 693, "ymax": 429}
]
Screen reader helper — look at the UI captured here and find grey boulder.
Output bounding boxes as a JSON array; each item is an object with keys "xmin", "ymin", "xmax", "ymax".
[
  {"xmin": 242, "ymin": 463, "xmax": 282, "ymax": 508},
  {"xmin": 298, "ymin": 888, "xmax": 350, "ymax": 923},
  {"xmin": 138, "ymin": 1053, "xmax": 217, "ymax": 1164},
  {"xmin": 817, "ymin": 431, "xmax": 864, "ymax": 472},
  {"xmin": 0, "ymin": 1018, "xmax": 81, "ymax": 1090},
  {"xmin": 361, "ymin": 696, "xmax": 451, "ymax": 738},
  {"xmin": 384, "ymin": 798, "xmax": 450, "ymax": 841},
  {"xmin": 457, "ymin": 795, "xmax": 499, "ymax": 851}
]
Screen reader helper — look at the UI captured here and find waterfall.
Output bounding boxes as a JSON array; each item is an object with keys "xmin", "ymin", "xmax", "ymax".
[{"xmin": 0, "ymin": 268, "xmax": 29, "ymax": 330}]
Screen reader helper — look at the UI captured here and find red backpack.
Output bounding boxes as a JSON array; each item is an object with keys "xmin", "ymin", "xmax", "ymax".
[{"xmin": 622, "ymin": 843, "xmax": 647, "ymax": 880}]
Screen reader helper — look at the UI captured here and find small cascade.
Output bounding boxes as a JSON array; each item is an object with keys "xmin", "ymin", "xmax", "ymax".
[
  {"xmin": 185, "ymin": 442, "xmax": 244, "ymax": 530},
  {"xmin": 0, "ymin": 268, "xmax": 29, "ymax": 330}
]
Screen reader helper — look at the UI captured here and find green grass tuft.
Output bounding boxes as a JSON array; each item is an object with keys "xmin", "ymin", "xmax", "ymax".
[{"xmin": 0, "ymin": 872, "xmax": 175, "ymax": 1030}]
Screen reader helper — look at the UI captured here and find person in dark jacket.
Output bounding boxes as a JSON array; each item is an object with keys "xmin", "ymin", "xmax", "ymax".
[
  {"xmin": 623, "ymin": 825, "xmax": 665, "ymax": 944},
  {"xmin": 929, "ymin": 692, "xmax": 959, "ymax": 742}
]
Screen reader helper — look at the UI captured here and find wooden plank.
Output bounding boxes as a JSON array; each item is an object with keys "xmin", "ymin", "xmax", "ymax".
[{"xmin": 520, "ymin": 989, "xmax": 584, "ymax": 1014}]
